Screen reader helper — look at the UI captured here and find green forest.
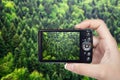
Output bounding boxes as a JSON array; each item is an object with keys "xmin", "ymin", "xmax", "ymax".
[
  {"xmin": 0, "ymin": 0, "xmax": 120, "ymax": 80},
  {"xmin": 42, "ymin": 32, "xmax": 80, "ymax": 60}
]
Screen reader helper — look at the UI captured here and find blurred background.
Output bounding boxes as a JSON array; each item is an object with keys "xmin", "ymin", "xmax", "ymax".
[{"xmin": 0, "ymin": 0, "xmax": 120, "ymax": 80}]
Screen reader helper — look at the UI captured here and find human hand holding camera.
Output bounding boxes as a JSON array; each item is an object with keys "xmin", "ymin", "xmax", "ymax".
[{"xmin": 65, "ymin": 19, "xmax": 120, "ymax": 80}]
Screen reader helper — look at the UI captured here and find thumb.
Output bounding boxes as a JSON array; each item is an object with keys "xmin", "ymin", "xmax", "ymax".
[{"xmin": 65, "ymin": 63, "xmax": 105, "ymax": 79}]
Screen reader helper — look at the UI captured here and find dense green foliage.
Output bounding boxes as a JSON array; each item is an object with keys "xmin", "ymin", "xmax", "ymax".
[
  {"xmin": 42, "ymin": 32, "xmax": 80, "ymax": 60},
  {"xmin": 0, "ymin": 0, "xmax": 120, "ymax": 80}
]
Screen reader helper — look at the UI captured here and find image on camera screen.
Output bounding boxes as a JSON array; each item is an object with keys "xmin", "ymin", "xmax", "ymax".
[{"xmin": 42, "ymin": 32, "xmax": 80, "ymax": 60}]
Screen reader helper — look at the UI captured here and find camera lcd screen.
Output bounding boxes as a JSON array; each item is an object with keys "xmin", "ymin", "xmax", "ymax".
[{"xmin": 41, "ymin": 31, "xmax": 80, "ymax": 61}]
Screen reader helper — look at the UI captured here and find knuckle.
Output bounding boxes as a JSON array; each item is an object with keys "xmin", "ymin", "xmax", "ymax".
[
  {"xmin": 84, "ymin": 19, "xmax": 90, "ymax": 22},
  {"xmin": 97, "ymin": 19, "xmax": 105, "ymax": 23}
]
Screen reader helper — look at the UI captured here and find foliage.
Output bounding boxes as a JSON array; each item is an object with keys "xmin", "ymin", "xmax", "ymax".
[
  {"xmin": 29, "ymin": 70, "xmax": 45, "ymax": 80},
  {"xmin": 0, "ymin": 52, "xmax": 14, "ymax": 78},
  {"xmin": 0, "ymin": 0, "xmax": 120, "ymax": 80},
  {"xmin": 1, "ymin": 68, "xmax": 29, "ymax": 80},
  {"xmin": 42, "ymin": 32, "xmax": 80, "ymax": 60}
]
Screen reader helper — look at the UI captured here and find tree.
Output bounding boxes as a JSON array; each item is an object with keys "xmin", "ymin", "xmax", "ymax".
[
  {"xmin": 29, "ymin": 70, "xmax": 45, "ymax": 80},
  {"xmin": 1, "ymin": 68, "xmax": 29, "ymax": 80},
  {"xmin": 0, "ymin": 52, "xmax": 14, "ymax": 78},
  {"xmin": 0, "ymin": 31, "xmax": 6, "ymax": 57},
  {"xmin": 12, "ymin": 33, "xmax": 21, "ymax": 50}
]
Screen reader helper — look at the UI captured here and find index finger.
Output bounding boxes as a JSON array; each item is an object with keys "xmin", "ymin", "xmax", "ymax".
[{"xmin": 75, "ymin": 19, "xmax": 112, "ymax": 39}]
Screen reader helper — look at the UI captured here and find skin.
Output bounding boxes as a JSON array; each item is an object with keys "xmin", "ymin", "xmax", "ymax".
[{"xmin": 65, "ymin": 19, "xmax": 120, "ymax": 80}]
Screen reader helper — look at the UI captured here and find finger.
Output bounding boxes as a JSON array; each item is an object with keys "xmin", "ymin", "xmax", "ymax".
[
  {"xmin": 93, "ymin": 36, "xmax": 99, "ymax": 48},
  {"xmin": 75, "ymin": 19, "xmax": 112, "ymax": 39},
  {"xmin": 92, "ymin": 48, "xmax": 103, "ymax": 64},
  {"xmin": 65, "ymin": 63, "xmax": 105, "ymax": 79}
]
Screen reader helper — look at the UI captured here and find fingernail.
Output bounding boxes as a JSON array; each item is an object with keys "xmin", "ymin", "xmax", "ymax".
[
  {"xmin": 75, "ymin": 24, "xmax": 79, "ymax": 28},
  {"xmin": 64, "ymin": 63, "xmax": 67, "ymax": 69},
  {"xmin": 64, "ymin": 63, "xmax": 73, "ymax": 71},
  {"xmin": 75, "ymin": 24, "xmax": 82, "ymax": 29}
]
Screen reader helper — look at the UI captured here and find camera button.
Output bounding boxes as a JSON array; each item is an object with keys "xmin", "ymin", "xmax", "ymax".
[
  {"xmin": 86, "ymin": 57, "xmax": 90, "ymax": 61},
  {"xmin": 85, "ymin": 44, "xmax": 89, "ymax": 48},
  {"xmin": 84, "ymin": 52, "xmax": 86, "ymax": 55},
  {"xmin": 87, "ymin": 37, "xmax": 91, "ymax": 41},
  {"xmin": 87, "ymin": 52, "xmax": 91, "ymax": 56},
  {"xmin": 82, "ymin": 42, "xmax": 91, "ymax": 51},
  {"xmin": 86, "ymin": 32, "xmax": 90, "ymax": 36}
]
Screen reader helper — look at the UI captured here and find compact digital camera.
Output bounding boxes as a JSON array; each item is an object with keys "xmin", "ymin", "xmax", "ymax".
[{"xmin": 38, "ymin": 29, "xmax": 93, "ymax": 63}]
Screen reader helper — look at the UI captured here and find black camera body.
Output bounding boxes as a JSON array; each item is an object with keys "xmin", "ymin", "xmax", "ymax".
[{"xmin": 38, "ymin": 29, "xmax": 93, "ymax": 63}]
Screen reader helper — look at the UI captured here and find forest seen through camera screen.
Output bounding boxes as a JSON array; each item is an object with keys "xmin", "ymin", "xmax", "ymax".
[{"xmin": 42, "ymin": 32, "xmax": 80, "ymax": 60}]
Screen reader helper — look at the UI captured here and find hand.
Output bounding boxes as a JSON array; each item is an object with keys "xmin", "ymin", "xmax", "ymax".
[{"xmin": 65, "ymin": 19, "xmax": 120, "ymax": 80}]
